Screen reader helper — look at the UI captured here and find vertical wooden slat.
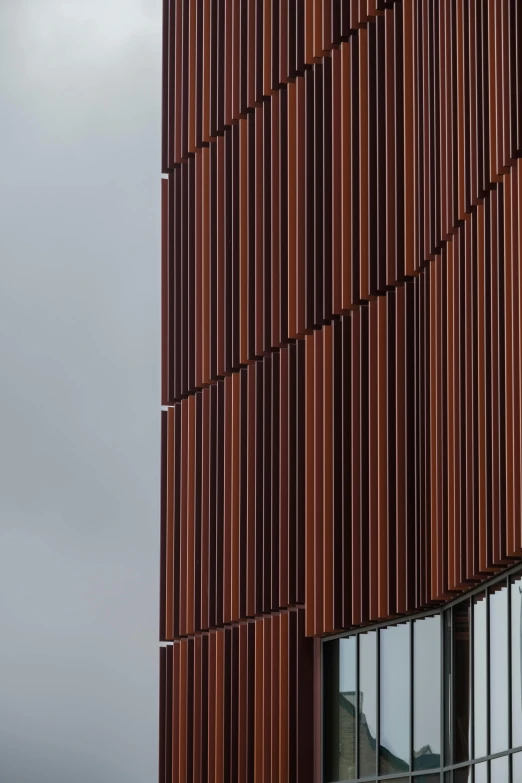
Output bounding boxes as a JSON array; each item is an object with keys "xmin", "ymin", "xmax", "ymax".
[
  {"xmin": 223, "ymin": 376, "xmax": 232, "ymax": 624},
  {"xmin": 247, "ymin": 365, "xmax": 256, "ymax": 616},
  {"xmin": 279, "ymin": 347, "xmax": 289, "ymax": 609},
  {"xmin": 237, "ymin": 623, "xmax": 248, "ymax": 783},
  {"xmin": 323, "ymin": 325, "xmax": 334, "ymax": 632},
  {"xmin": 305, "ymin": 334, "xmax": 315, "ymax": 636},
  {"xmin": 377, "ymin": 296, "xmax": 388, "ymax": 617},
  {"xmin": 179, "ymin": 401, "xmax": 188, "ymax": 635},
  {"xmin": 331, "ymin": 47, "xmax": 342, "ymax": 315},
  {"xmin": 351, "ymin": 310, "xmax": 362, "ymax": 625},
  {"xmin": 287, "ymin": 81, "xmax": 297, "ymax": 340},
  {"xmin": 187, "ymin": 395, "xmax": 196, "ymax": 635},
  {"xmin": 231, "ymin": 372, "xmax": 241, "ymax": 621},
  {"xmin": 195, "ymin": 154, "xmax": 203, "ymax": 390},
  {"xmin": 166, "ymin": 409, "xmax": 175, "ymax": 640},
  {"xmin": 314, "ymin": 331, "xmax": 324, "ymax": 633},
  {"xmin": 254, "ymin": 619, "xmax": 263, "ymax": 783},
  {"xmin": 263, "ymin": 617, "xmax": 273, "ymax": 781},
  {"xmin": 174, "ymin": 0, "xmax": 183, "ymax": 162},
  {"xmin": 216, "ymin": 136, "xmax": 225, "ymax": 376},
  {"xmin": 279, "ymin": 611, "xmax": 289, "ymax": 782},
  {"xmin": 239, "ymin": 119, "xmax": 248, "ymax": 365},
  {"xmin": 403, "ymin": 0, "xmax": 415, "ymax": 275},
  {"xmin": 172, "ymin": 643, "xmax": 180, "ymax": 783},
  {"xmin": 193, "ymin": 637, "xmax": 202, "ymax": 783},
  {"xmin": 395, "ymin": 286, "xmax": 407, "ymax": 612},
  {"xmin": 224, "ymin": 0, "xmax": 233, "ymax": 127},
  {"xmin": 296, "ymin": 76, "xmax": 306, "ymax": 335},
  {"xmin": 341, "ymin": 40, "xmax": 352, "ymax": 310},
  {"xmin": 359, "ymin": 28, "xmax": 369, "ymax": 301}
]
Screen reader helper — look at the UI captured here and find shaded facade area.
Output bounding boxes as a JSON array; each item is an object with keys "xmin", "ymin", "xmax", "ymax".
[{"xmin": 159, "ymin": 1, "xmax": 522, "ymax": 781}]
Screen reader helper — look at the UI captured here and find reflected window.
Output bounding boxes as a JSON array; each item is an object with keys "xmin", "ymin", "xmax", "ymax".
[
  {"xmin": 379, "ymin": 623, "xmax": 410, "ymax": 774},
  {"xmin": 474, "ymin": 762, "xmax": 488, "ymax": 783},
  {"xmin": 358, "ymin": 632, "xmax": 377, "ymax": 778},
  {"xmin": 413, "ymin": 616, "xmax": 441, "ymax": 770},
  {"xmin": 490, "ymin": 755, "xmax": 509, "ymax": 782},
  {"xmin": 512, "ymin": 577, "xmax": 522, "ymax": 748},
  {"xmin": 473, "ymin": 593, "xmax": 488, "ymax": 759},
  {"xmin": 444, "ymin": 610, "xmax": 452, "ymax": 767},
  {"xmin": 490, "ymin": 585, "xmax": 509, "ymax": 754},
  {"xmin": 454, "ymin": 768, "xmax": 472, "ymax": 783},
  {"xmin": 453, "ymin": 601, "xmax": 471, "ymax": 764},
  {"xmin": 323, "ymin": 637, "xmax": 356, "ymax": 782}
]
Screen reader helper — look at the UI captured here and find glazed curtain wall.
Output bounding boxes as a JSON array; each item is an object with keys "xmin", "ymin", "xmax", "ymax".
[{"xmin": 159, "ymin": 1, "xmax": 522, "ymax": 782}]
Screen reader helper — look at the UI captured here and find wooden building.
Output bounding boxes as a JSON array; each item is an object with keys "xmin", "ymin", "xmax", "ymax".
[{"xmin": 159, "ymin": 2, "xmax": 522, "ymax": 781}]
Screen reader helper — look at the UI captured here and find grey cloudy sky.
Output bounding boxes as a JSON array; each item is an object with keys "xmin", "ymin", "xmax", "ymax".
[{"xmin": 0, "ymin": 1, "xmax": 160, "ymax": 781}]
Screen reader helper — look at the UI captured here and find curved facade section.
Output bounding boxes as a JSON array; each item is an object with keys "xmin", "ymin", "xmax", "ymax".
[
  {"xmin": 323, "ymin": 566, "xmax": 522, "ymax": 781},
  {"xmin": 159, "ymin": 2, "xmax": 522, "ymax": 782}
]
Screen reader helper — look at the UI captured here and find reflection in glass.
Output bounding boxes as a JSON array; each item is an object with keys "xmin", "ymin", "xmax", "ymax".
[
  {"xmin": 338, "ymin": 638, "xmax": 356, "ymax": 780},
  {"xmin": 454, "ymin": 770, "xmax": 471, "ymax": 783},
  {"xmin": 512, "ymin": 577, "xmax": 522, "ymax": 747},
  {"xmin": 490, "ymin": 585, "xmax": 508, "ymax": 754},
  {"xmin": 444, "ymin": 610, "xmax": 452, "ymax": 766},
  {"xmin": 379, "ymin": 623, "xmax": 410, "ymax": 774},
  {"xmin": 473, "ymin": 593, "xmax": 487, "ymax": 759},
  {"xmin": 323, "ymin": 637, "xmax": 356, "ymax": 782},
  {"xmin": 453, "ymin": 601, "xmax": 471, "ymax": 764},
  {"xmin": 490, "ymin": 754, "xmax": 508, "ymax": 782},
  {"xmin": 413, "ymin": 616, "xmax": 441, "ymax": 770},
  {"xmin": 358, "ymin": 632, "xmax": 377, "ymax": 779},
  {"xmin": 474, "ymin": 761, "xmax": 487, "ymax": 783},
  {"xmin": 513, "ymin": 751, "xmax": 522, "ymax": 779}
]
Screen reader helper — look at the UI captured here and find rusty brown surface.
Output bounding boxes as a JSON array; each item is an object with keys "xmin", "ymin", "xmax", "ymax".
[{"xmin": 160, "ymin": 3, "xmax": 522, "ymax": 780}]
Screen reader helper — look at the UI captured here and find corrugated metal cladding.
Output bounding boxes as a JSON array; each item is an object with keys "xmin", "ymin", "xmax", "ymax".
[{"xmin": 159, "ymin": 1, "xmax": 522, "ymax": 781}]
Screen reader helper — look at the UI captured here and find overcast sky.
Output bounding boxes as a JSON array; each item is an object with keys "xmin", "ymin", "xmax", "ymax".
[{"xmin": 0, "ymin": 2, "xmax": 160, "ymax": 781}]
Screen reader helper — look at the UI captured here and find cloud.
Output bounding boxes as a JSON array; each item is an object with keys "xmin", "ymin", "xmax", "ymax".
[
  {"xmin": 1, "ymin": 0, "xmax": 160, "ymax": 140},
  {"xmin": 0, "ymin": 1, "xmax": 161, "ymax": 780}
]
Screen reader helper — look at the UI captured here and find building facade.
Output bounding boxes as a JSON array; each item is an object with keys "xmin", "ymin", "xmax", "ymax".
[{"xmin": 159, "ymin": 2, "xmax": 522, "ymax": 781}]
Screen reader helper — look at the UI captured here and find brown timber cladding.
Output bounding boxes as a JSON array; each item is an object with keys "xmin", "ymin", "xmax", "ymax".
[{"xmin": 159, "ymin": 1, "xmax": 522, "ymax": 781}]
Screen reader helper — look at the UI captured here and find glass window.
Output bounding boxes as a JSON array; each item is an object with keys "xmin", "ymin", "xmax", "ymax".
[
  {"xmin": 513, "ymin": 751, "xmax": 522, "ymax": 778},
  {"xmin": 490, "ymin": 754, "xmax": 509, "ymax": 782},
  {"xmin": 358, "ymin": 631, "xmax": 377, "ymax": 779},
  {"xmin": 444, "ymin": 610, "xmax": 452, "ymax": 767},
  {"xmin": 511, "ymin": 576, "xmax": 522, "ymax": 747},
  {"xmin": 474, "ymin": 762, "xmax": 488, "ymax": 783},
  {"xmin": 413, "ymin": 616, "xmax": 441, "ymax": 770},
  {"xmin": 473, "ymin": 593, "xmax": 488, "ymax": 759},
  {"xmin": 490, "ymin": 584, "xmax": 508, "ymax": 755},
  {"xmin": 323, "ymin": 637, "xmax": 356, "ymax": 782},
  {"xmin": 322, "ymin": 569, "xmax": 522, "ymax": 783},
  {"xmin": 453, "ymin": 601, "xmax": 471, "ymax": 764},
  {"xmin": 379, "ymin": 623, "xmax": 410, "ymax": 774}
]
